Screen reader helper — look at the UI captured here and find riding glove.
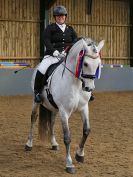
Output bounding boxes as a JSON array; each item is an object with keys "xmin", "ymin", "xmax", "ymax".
[
  {"xmin": 59, "ymin": 51, "xmax": 67, "ymax": 58},
  {"xmin": 53, "ymin": 50, "xmax": 60, "ymax": 57}
]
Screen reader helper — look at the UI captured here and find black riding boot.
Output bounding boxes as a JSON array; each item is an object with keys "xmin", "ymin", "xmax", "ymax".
[{"xmin": 34, "ymin": 70, "xmax": 47, "ymax": 103}]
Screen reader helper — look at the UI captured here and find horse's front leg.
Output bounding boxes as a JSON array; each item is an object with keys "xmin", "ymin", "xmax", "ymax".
[
  {"xmin": 25, "ymin": 103, "xmax": 39, "ymax": 151},
  {"xmin": 60, "ymin": 110, "xmax": 75, "ymax": 174},
  {"xmin": 75, "ymin": 104, "xmax": 90, "ymax": 163}
]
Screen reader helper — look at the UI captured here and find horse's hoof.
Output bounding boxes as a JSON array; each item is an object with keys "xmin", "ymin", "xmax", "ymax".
[
  {"xmin": 75, "ymin": 153, "xmax": 84, "ymax": 163},
  {"xmin": 66, "ymin": 167, "xmax": 76, "ymax": 174},
  {"xmin": 25, "ymin": 145, "xmax": 32, "ymax": 151},
  {"xmin": 51, "ymin": 145, "xmax": 59, "ymax": 151}
]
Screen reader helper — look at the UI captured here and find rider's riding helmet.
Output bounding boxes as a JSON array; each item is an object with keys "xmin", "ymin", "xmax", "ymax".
[{"xmin": 53, "ymin": 5, "xmax": 67, "ymax": 16}]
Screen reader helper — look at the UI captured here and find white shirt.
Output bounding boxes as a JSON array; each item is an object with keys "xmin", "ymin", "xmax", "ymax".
[{"xmin": 56, "ymin": 23, "xmax": 66, "ymax": 32}]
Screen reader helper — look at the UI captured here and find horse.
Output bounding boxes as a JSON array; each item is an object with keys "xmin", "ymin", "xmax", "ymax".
[{"xmin": 25, "ymin": 38, "xmax": 105, "ymax": 174}]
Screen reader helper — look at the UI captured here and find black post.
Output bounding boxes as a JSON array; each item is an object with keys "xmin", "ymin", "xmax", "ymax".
[
  {"xmin": 40, "ymin": 0, "xmax": 56, "ymax": 61},
  {"xmin": 88, "ymin": 0, "xmax": 92, "ymax": 15},
  {"xmin": 130, "ymin": 0, "xmax": 133, "ymax": 67},
  {"xmin": 40, "ymin": 0, "xmax": 45, "ymax": 61}
]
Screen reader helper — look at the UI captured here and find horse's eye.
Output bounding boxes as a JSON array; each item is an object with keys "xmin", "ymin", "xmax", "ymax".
[{"xmin": 84, "ymin": 62, "xmax": 88, "ymax": 67}]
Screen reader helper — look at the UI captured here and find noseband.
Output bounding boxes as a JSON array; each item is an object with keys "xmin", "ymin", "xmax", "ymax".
[{"xmin": 81, "ymin": 73, "xmax": 96, "ymax": 79}]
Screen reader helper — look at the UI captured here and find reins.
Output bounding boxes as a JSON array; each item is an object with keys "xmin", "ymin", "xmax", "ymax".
[
  {"xmin": 49, "ymin": 41, "xmax": 100, "ymax": 90},
  {"xmin": 55, "ymin": 55, "xmax": 77, "ymax": 79},
  {"xmin": 50, "ymin": 56, "xmax": 87, "ymax": 92},
  {"xmin": 55, "ymin": 52, "xmax": 98, "ymax": 83}
]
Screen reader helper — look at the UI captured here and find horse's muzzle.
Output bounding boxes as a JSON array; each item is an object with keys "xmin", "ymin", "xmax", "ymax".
[{"xmin": 81, "ymin": 79, "xmax": 94, "ymax": 92}]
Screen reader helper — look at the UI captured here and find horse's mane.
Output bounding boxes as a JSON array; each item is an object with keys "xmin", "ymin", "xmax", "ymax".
[
  {"xmin": 83, "ymin": 37, "xmax": 96, "ymax": 45},
  {"xmin": 68, "ymin": 37, "xmax": 95, "ymax": 59}
]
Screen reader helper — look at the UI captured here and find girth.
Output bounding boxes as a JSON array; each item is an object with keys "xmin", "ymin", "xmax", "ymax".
[{"xmin": 46, "ymin": 89, "xmax": 58, "ymax": 109}]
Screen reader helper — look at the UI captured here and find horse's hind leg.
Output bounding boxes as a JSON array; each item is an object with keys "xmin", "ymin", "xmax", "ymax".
[
  {"xmin": 50, "ymin": 113, "xmax": 59, "ymax": 150},
  {"xmin": 25, "ymin": 103, "xmax": 39, "ymax": 151},
  {"xmin": 75, "ymin": 105, "xmax": 90, "ymax": 163}
]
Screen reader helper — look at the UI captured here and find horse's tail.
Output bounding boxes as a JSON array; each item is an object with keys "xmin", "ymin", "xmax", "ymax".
[{"xmin": 38, "ymin": 104, "xmax": 52, "ymax": 142}]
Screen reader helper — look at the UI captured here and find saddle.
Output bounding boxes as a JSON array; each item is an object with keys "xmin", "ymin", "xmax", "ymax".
[
  {"xmin": 44, "ymin": 57, "xmax": 64, "ymax": 109},
  {"xmin": 44, "ymin": 46, "xmax": 71, "ymax": 109}
]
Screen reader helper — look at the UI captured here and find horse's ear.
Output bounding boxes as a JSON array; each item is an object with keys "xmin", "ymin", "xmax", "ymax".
[
  {"xmin": 82, "ymin": 39, "xmax": 88, "ymax": 51},
  {"xmin": 98, "ymin": 40, "xmax": 105, "ymax": 51}
]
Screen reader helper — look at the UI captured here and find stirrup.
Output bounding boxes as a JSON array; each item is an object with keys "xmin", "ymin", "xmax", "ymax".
[{"xmin": 34, "ymin": 93, "xmax": 43, "ymax": 103}]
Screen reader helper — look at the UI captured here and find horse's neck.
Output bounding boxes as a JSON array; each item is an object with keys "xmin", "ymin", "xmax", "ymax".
[
  {"xmin": 60, "ymin": 45, "xmax": 83, "ymax": 89},
  {"xmin": 66, "ymin": 41, "xmax": 84, "ymax": 71},
  {"xmin": 65, "ymin": 54, "xmax": 76, "ymax": 71}
]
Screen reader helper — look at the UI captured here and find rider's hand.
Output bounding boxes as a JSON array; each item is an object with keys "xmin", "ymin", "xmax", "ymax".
[
  {"xmin": 53, "ymin": 50, "xmax": 60, "ymax": 57},
  {"xmin": 59, "ymin": 51, "xmax": 67, "ymax": 58}
]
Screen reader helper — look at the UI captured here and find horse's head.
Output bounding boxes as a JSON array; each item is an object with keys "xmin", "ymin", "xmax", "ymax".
[
  {"xmin": 79, "ymin": 39, "xmax": 105, "ymax": 92},
  {"xmin": 66, "ymin": 38, "xmax": 104, "ymax": 92}
]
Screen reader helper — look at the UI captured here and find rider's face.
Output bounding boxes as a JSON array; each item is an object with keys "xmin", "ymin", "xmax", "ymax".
[{"xmin": 55, "ymin": 15, "xmax": 66, "ymax": 25}]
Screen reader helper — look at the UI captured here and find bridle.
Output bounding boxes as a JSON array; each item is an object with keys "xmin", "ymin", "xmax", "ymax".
[
  {"xmin": 80, "ymin": 54, "xmax": 100, "ymax": 92},
  {"xmin": 54, "ymin": 44, "xmax": 100, "ymax": 92},
  {"xmin": 81, "ymin": 53, "xmax": 100, "ymax": 81}
]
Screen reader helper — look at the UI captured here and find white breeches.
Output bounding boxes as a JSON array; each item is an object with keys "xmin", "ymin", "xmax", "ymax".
[{"xmin": 38, "ymin": 55, "xmax": 59, "ymax": 75}]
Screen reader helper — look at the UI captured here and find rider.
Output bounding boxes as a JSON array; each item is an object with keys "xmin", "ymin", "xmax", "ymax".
[
  {"xmin": 34, "ymin": 5, "xmax": 94, "ymax": 103},
  {"xmin": 34, "ymin": 5, "xmax": 78, "ymax": 103}
]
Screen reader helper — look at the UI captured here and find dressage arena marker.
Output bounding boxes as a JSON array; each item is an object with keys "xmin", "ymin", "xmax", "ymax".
[
  {"xmin": 110, "ymin": 64, "xmax": 123, "ymax": 68},
  {"xmin": 101, "ymin": 64, "xmax": 124, "ymax": 68}
]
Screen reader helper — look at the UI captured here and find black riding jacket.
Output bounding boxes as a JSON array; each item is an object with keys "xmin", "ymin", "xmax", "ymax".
[{"xmin": 43, "ymin": 23, "xmax": 78, "ymax": 56}]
